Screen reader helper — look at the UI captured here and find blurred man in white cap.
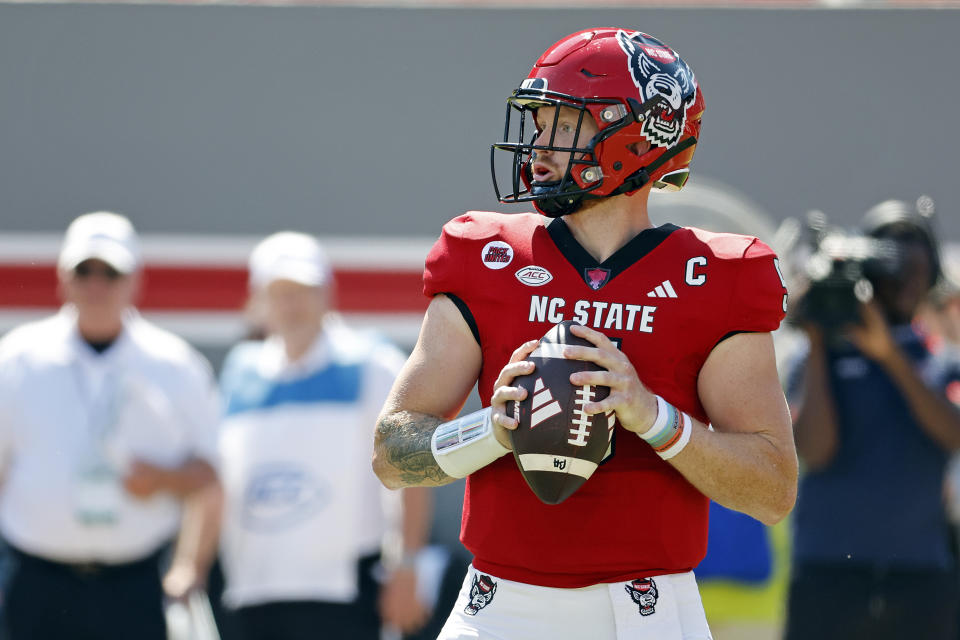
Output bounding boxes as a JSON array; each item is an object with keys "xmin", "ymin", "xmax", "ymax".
[
  {"xmin": 216, "ymin": 231, "xmax": 434, "ymax": 640},
  {"xmin": 0, "ymin": 211, "xmax": 223, "ymax": 640}
]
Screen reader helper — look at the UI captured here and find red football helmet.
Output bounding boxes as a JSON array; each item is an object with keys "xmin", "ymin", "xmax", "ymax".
[{"xmin": 491, "ymin": 28, "xmax": 705, "ymax": 217}]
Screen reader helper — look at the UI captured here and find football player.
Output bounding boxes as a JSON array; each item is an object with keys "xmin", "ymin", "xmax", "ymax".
[{"xmin": 373, "ymin": 28, "xmax": 797, "ymax": 639}]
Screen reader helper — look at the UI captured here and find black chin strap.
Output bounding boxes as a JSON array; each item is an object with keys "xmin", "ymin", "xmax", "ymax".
[
  {"xmin": 533, "ymin": 185, "xmax": 584, "ymax": 217},
  {"xmin": 609, "ymin": 136, "xmax": 698, "ymax": 197},
  {"xmin": 534, "ymin": 136, "xmax": 697, "ymax": 216}
]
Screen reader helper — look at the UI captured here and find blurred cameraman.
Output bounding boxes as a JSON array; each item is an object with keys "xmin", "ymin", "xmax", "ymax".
[{"xmin": 784, "ymin": 199, "xmax": 960, "ymax": 640}]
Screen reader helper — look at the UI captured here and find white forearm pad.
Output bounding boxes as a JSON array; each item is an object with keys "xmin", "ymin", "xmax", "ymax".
[{"xmin": 430, "ymin": 407, "xmax": 510, "ymax": 479}]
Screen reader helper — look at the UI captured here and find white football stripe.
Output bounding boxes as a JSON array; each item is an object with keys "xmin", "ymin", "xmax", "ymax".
[
  {"xmin": 532, "ymin": 343, "xmax": 567, "ymax": 359},
  {"xmin": 517, "ymin": 454, "xmax": 598, "ymax": 479},
  {"xmin": 530, "ymin": 402, "xmax": 562, "ymax": 427},
  {"xmin": 662, "ymin": 280, "xmax": 677, "ymax": 298},
  {"xmin": 654, "ymin": 285, "xmax": 666, "ymax": 297},
  {"xmin": 531, "ymin": 389, "xmax": 552, "ymax": 411},
  {"xmin": 534, "ymin": 378, "xmax": 545, "ymax": 392}
]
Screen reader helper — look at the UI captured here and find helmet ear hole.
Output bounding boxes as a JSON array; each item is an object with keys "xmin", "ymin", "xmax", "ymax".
[{"xmin": 628, "ymin": 140, "xmax": 652, "ymax": 157}]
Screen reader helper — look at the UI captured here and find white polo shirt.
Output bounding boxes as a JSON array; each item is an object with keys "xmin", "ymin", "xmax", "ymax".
[
  {"xmin": 0, "ymin": 307, "xmax": 219, "ymax": 564},
  {"xmin": 217, "ymin": 323, "xmax": 404, "ymax": 608}
]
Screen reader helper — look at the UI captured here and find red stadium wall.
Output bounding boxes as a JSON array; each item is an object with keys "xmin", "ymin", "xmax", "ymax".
[{"xmin": 0, "ymin": 235, "xmax": 432, "ymax": 347}]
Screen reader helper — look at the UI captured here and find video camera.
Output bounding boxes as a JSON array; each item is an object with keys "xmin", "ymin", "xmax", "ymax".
[{"xmin": 795, "ymin": 211, "xmax": 904, "ymax": 331}]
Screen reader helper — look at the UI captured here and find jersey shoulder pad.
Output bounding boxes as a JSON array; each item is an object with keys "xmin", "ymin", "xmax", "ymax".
[
  {"xmin": 683, "ymin": 227, "xmax": 787, "ymax": 334},
  {"xmin": 685, "ymin": 227, "xmax": 763, "ymax": 261},
  {"xmin": 442, "ymin": 211, "xmax": 543, "ymax": 241},
  {"xmin": 424, "ymin": 211, "xmax": 543, "ymax": 298}
]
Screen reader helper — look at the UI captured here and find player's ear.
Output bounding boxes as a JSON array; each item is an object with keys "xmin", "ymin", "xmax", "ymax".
[
  {"xmin": 128, "ymin": 269, "xmax": 143, "ymax": 304},
  {"xmin": 245, "ymin": 289, "xmax": 268, "ymax": 337}
]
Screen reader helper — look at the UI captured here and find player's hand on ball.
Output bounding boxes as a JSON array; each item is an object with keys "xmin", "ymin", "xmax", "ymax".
[
  {"xmin": 489, "ymin": 339, "xmax": 540, "ymax": 448},
  {"xmin": 565, "ymin": 324, "xmax": 658, "ymax": 436}
]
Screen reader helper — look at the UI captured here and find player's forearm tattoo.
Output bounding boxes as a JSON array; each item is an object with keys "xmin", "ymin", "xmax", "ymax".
[{"xmin": 375, "ymin": 411, "xmax": 454, "ymax": 487}]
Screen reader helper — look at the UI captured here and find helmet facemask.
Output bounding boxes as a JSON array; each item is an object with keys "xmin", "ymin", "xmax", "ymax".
[
  {"xmin": 492, "ymin": 86, "xmax": 696, "ymax": 217},
  {"xmin": 492, "ymin": 87, "xmax": 631, "ymax": 217}
]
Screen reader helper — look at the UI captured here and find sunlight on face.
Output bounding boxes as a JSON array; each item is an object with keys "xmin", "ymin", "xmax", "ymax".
[
  {"xmin": 260, "ymin": 279, "xmax": 329, "ymax": 336},
  {"xmin": 59, "ymin": 258, "xmax": 137, "ymax": 329},
  {"xmin": 530, "ymin": 106, "xmax": 599, "ymax": 182}
]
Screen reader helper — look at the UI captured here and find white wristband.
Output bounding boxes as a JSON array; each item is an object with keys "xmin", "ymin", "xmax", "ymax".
[
  {"xmin": 431, "ymin": 407, "xmax": 510, "ymax": 479},
  {"xmin": 658, "ymin": 412, "xmax": 692, "ymax": 460},
  {"xmin": 638, "ymin": 395, "xmax": 693, "ymax": 460}
]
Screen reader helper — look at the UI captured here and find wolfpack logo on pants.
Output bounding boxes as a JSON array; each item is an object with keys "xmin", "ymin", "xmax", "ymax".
[
  {"xmin": 624, "ymin": 577, "xmax": 659, "ymax": 616},
  {"xmin": 464, "ymin": 573, "xmax": 497, "ymax": 616}
]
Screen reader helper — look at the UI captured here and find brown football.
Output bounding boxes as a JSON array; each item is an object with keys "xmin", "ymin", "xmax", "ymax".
[{"xmin": 506, "ymin": 321, "xmax": 614, "ymax": 505}]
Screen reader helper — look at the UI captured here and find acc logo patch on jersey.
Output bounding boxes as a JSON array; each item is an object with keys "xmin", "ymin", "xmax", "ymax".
[
  {"xmin": 624, "ymin": 577, "xmax": 659, "ymax": 616},
  {"xmin": 481, "ymin": 241, "xmax": 514, "ymax": 270},
  {"xmin": 515, "ymin": 265, "xmax": 553, "ymax": 287}
]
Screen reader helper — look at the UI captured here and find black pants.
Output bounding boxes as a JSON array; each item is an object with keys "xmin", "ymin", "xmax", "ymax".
[
  {"xmin": 3, "ymin": 546, "xmax": 167, "ymax": 640},
  {"xmin": 219, "ymin": 551, "xmax": 470, "ymax": 640},
  {"xmin": 232, "ymin": 554, "xmax": 381, "ymax": 640},
  {"xmin": 784, "ymin": 562, "xmax": 959, "ymax": 640}
]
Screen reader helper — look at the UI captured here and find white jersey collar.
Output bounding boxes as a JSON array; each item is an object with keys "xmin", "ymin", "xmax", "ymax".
[{"xmin": 58, "ymin": 305, "xmax": 137, "ymax": 363}]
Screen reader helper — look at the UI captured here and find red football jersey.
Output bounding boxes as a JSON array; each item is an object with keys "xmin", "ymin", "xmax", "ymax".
[{"xmin": 423, "ymin": 211, "xmax": 787, "ymax": 588}]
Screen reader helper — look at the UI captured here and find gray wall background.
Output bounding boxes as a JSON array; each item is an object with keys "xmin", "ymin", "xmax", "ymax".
[{"xmin": 0, "ymin": 5, "xmax": 957, "ymax": 240}]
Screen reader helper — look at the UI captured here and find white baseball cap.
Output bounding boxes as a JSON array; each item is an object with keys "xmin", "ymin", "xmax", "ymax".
[
  {"xmin": 249, "ymin": 231, "xmax": 332, "ymax": 289},
  {"xmin": 58, "ymin": 211, "xmax": 142, "ymax": 274}
]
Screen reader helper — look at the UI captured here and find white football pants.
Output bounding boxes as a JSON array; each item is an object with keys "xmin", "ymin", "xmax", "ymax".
[{"xmin": 437, "ymin": 565, "xmax": 713, "ymax": 640}]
